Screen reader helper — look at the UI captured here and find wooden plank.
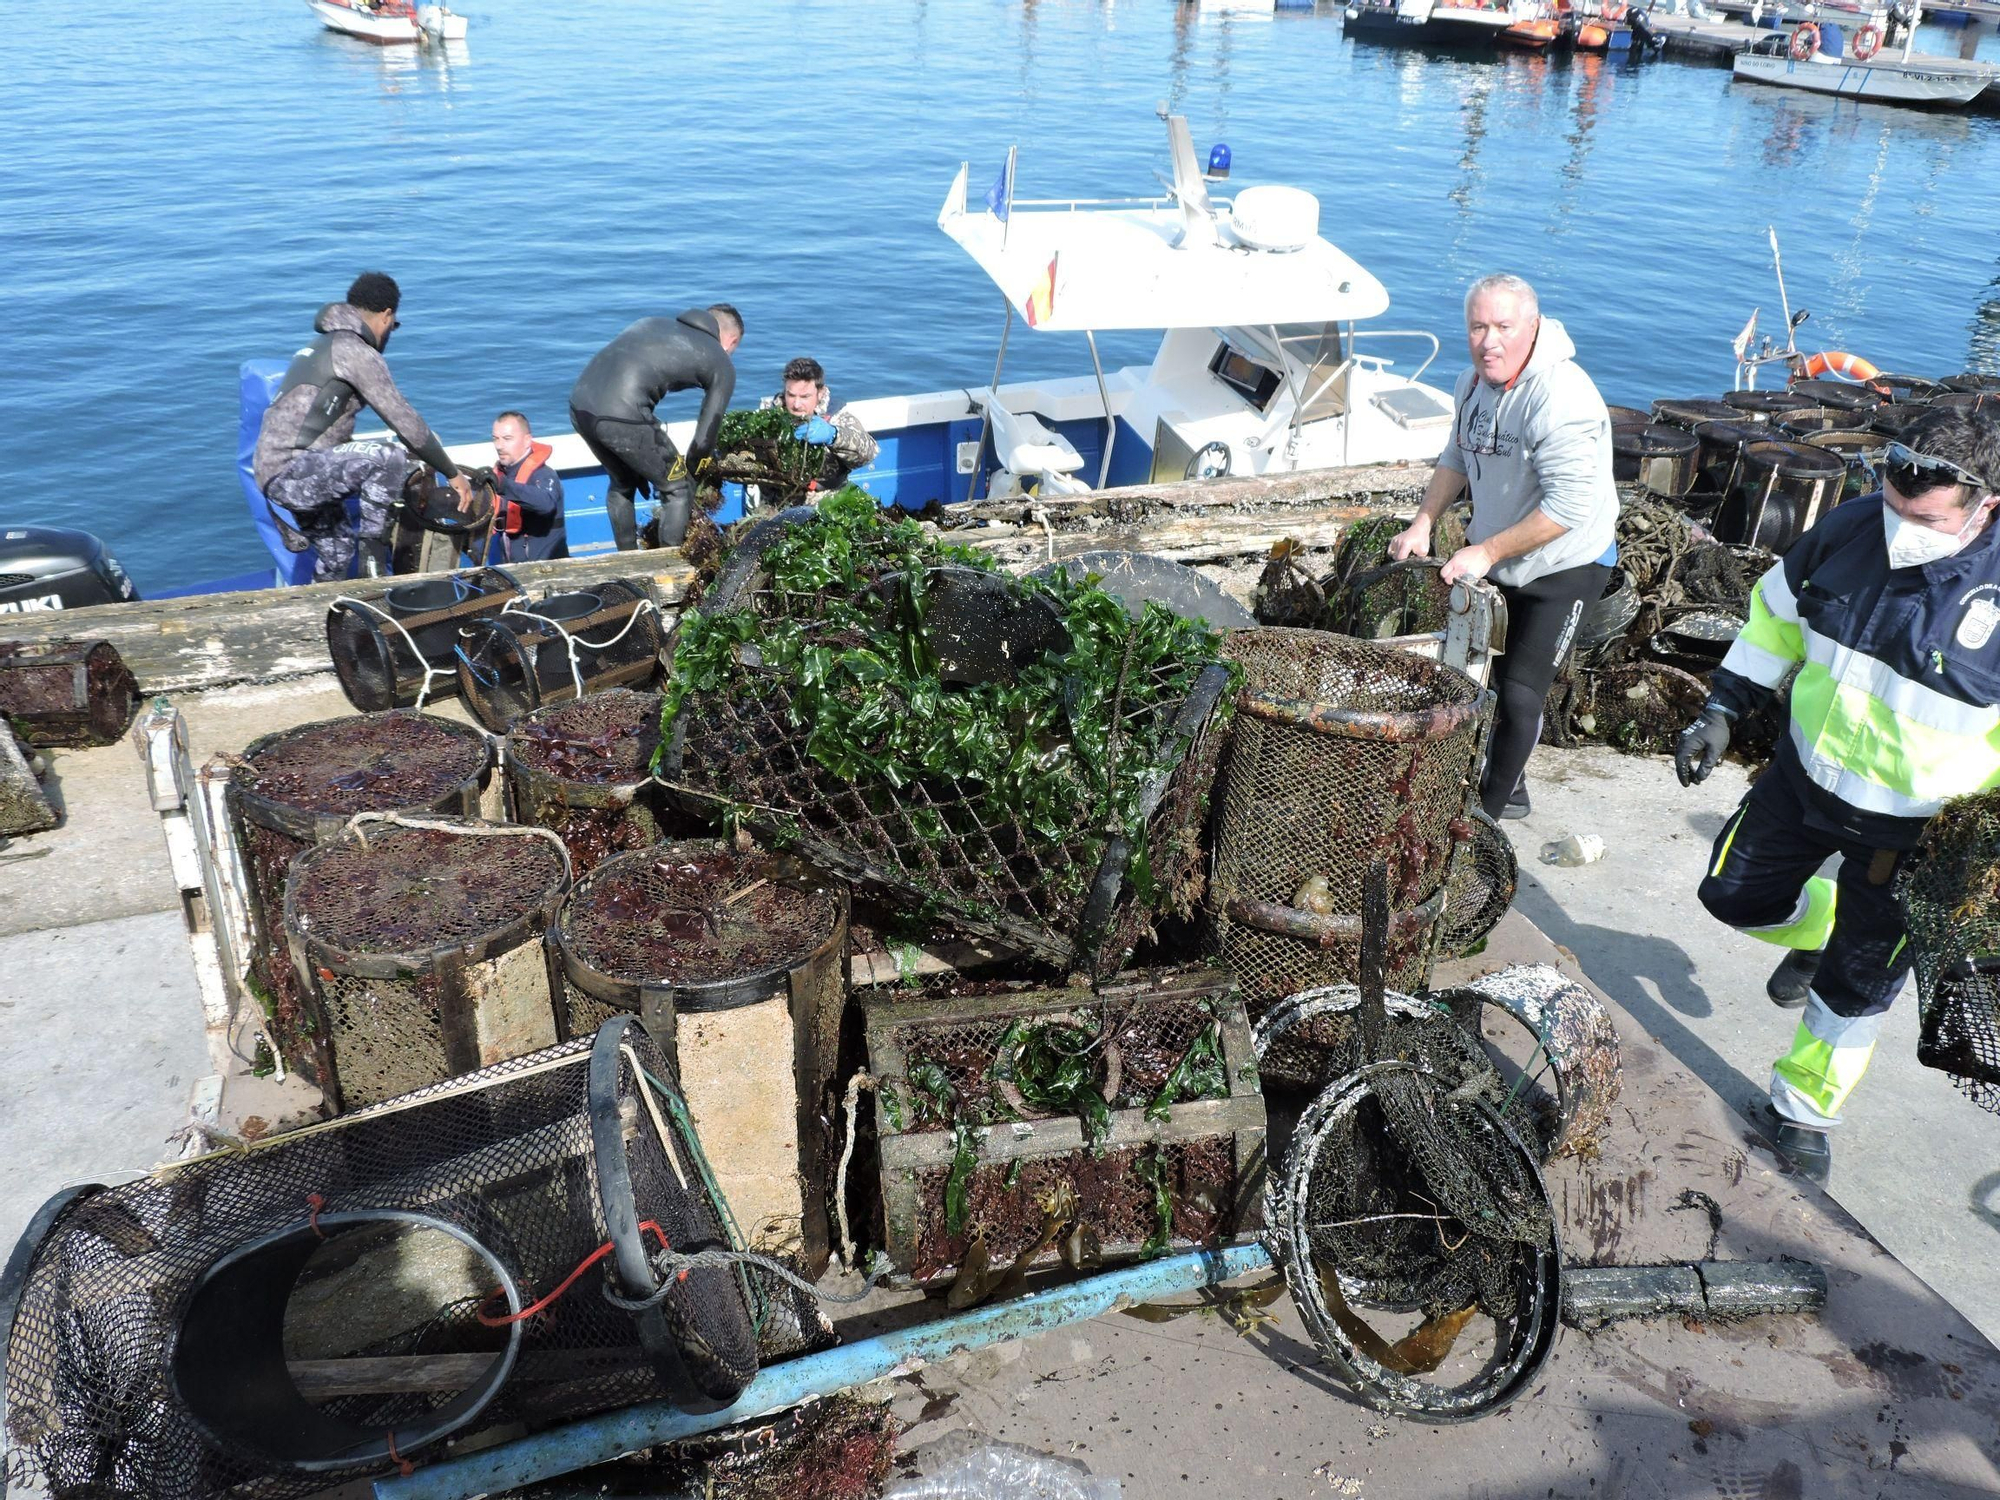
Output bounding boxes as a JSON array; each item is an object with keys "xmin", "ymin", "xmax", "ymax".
[{"xmin": 878, "ymin": 1094, "xmax": 1267, "ymax": 1171}]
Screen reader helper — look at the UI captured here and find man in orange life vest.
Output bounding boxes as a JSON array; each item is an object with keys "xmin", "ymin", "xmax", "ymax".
[{"xmin": 488, "ymin": 410, "xmax": 567, "ymax": 561}]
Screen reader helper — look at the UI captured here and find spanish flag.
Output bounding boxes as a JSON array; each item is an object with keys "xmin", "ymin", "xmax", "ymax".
[{"xmin": 1024, "ymin": 252, "xmax": 1058, "ymax": 328}]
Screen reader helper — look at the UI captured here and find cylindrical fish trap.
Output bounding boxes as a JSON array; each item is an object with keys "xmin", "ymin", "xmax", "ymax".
[
  {"xmin": 1570, "ymin": 661, "xmax": 1708, "ymax": 753},
  {"xmin": 1435, "ymin": 963, "xmax": 1622, "ymax": 1159},
  {"xmin": 0, "ymin": 638, "xmax": 138, "ymax": 748},
  {"xmin": 1691, "ymin": 418, "xmax": 1768, "ymax": 495},
  {"xmin": 456, "ymin": 581, "xmax": 666, "ymax": 732},
  {"xmin": 1715, "ymin": 439, "xmax": 1846, "ymax": 551},
  {"xmin": 1649, "ymin": 610, "xmax": 1744, "ymax": 672},
  {"xmin": 326, "ymin": 567, "xmax": 521, "ymax": 712},
  {"xmin": 229, "ymin": 712, "xmax": 492, "ymax": 1087},
  {"xmin": 1204, "ymin": 629, "xmax": 1487, "ymax": 1010},
  {"xmin": 1330, "ymin": 559, "xmax": 1454, "ymax": 640},
  {"xmin": 1898, "ymin": 794, "xmax": 2000, "ymax": 1116},
  {"xmin": 1941, "ymin": 373, "xmax": 2000, "ymax": 394},
  {"xmin": 555, "ymin": 841, "xmax": 850, "ymax": 1276},
  {"xmin": 504, "ymin": 687, "xmax": 682, "ymax": 873},
  {"xmin": 1722, "ymin": 388, "xmax": 1815, "ymax": 421},
  {"xmin": 1869, "ymin": 401, "xmax": 1933, "ymax": 437},
  {"xmin": 1438, "ymin": 807, "xmax": 1516, "ymax": 960},
  {"xmin": 1926, "ymin": 391, "xmax": 2000, "ymax": 415},
  {"xmin": 0, "ymin": 1022, "xmax": 759, "ymax": 1500},
  {"xmin": 1871, "ymin": 373, "xmax": 1946, "ymax": 404},
  {"xmin": 1575, "ymin": 569, "xmax": 1640, "ymax": 663},
  {"xmin": 1804, "ymin": 429, "xmax": 1887, "ymax": 504},
  {"xmin": 283, "ymin": 816, "xmax": 570, "ymax": 1111},
  {"xmin": 1649, "ymin": 397, "xmax": 1740, "ymax": 432},
  {"xmin": 1611, "ymin": 423, "xmax": 1700, "ymax": 497},
  {"xmin": 1786, "ymin": 378, "xmax": 1881, "ymax": 412},
  {"xmin": 1606, "ymin": 403, "xmax": 1652, "ymax": 429},
  {"xmin": 1775, "ymin": 405, "xmax": 1872, "ymax": 438}
]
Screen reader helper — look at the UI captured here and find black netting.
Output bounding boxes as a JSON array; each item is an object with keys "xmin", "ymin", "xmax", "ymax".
[
  {"xmin": 326, "ymin": 569, "xmax": 522, "ymax": 714},
  {"xmin": 1438, "ymin": 809, "xmax": 1516, "ymax": 959},
  {"xmin": 457, "ymin": 583, "xmax": 666, "ymax": 734},
  {"xmin": 1900, "ymin": 793, "xmax": 2000, "ymax": 1114},
  {"xmin": 1, "ymin": 1029, "xmax": 757, "ymax": 1500}
]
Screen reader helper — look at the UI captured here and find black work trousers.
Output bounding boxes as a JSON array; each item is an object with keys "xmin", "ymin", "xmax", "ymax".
[{"xmin": 1482, "ymin": 561, "xmax": 1613, "ymax": 818}]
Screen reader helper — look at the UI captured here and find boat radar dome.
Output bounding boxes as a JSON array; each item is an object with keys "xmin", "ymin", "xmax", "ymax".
[
  {"xmin": 1228, "ymin": 185, "xmax": 1319, "ymax": 253},
  {"xmin": 1207, "ymin": 143, "xmax": 1232, "ymax": 179}
]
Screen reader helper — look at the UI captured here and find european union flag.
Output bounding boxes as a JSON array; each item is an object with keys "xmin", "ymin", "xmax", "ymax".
[{"xmin": 984, "ymin": 158, "xmax": 1011, "ymax": 221}]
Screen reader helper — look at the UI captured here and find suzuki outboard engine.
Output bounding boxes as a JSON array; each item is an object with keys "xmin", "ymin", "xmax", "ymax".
[{"xmin": 0, "ymin": 526, "xmax": 140, "ymax": 615}]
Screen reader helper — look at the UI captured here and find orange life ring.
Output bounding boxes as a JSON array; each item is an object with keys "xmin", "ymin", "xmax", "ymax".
[
  {"xmin": 1802, "ymin": 350, "xmax": 1882, "ymax": 384},
  {"xmin": 1852, "ymin": 22, "xmax": 1882, "ymax": 57},
  {"xmin": 1789, "ymin": 21, "xmax": 1819, "ymax": 59}
]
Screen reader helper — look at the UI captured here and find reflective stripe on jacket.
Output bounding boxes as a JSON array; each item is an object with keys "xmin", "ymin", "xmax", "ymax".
[{"xmin": 1712, "ymin": 491, "xmax": 2000, "ymax": 839}]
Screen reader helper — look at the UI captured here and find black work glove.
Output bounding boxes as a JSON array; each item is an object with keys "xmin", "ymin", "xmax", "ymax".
[{"xmin": 1675, "ymin": 705, "xmax": 1733, "ymax": 787}]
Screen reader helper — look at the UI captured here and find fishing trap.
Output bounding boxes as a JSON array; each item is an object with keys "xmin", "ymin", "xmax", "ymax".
[
  {"xmin": 230, "ymin": 711, "xmax": 493, "ymax": 1089},
  {"xmin": 504, "ymin": 688, "xmax": 683, "ymax": 874},
  {"xmin": 1900, "ymin": 794, "xmax": 2000, "ymax": 1115},
  {"xmin": 326, "ymin": 568, "xmax": 522, "ymax": 713},
  {"xmin": 0, "ymin": 638, "xmax": 138, "ymax": 748},
  {"xmin": 456, "ymin": 582, "xmax": 667, "ymax": 733},
  {"xmin": 282, "ymin": 816, "xmax": 571, "ymax": 1111},
  {"xmin": 861, "ymin": 967, "xmax": 1266, "ymax": 1284},
  {"xmin": 1203, "ymin": 628, "xmax": 1489, "ymax": 1009},
  {"xmin": 555, "ymin": 841, "xmax": 850, "ymax": 1276},
  {"xmin": 0, "ymin": 1022, "xmax": 759, "ymax": 1500}
]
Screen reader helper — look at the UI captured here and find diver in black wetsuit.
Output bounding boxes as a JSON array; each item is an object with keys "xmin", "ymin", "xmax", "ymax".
[{"xmin": 568, "ymin": 305, "xmax": 741, "ymax": 550}]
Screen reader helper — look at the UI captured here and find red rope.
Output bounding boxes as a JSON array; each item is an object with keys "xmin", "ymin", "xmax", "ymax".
[
  {"xmin": 385, "ymin": 1430, "xmax": 415, "ymax": 1478},
  {"xmin": 476, "ymin": 1220, "xmax": 676, "ymax": 1327},
  {"xmin": 306, "ymin": 1193, "xmax": 328, "ymax": 1240}
]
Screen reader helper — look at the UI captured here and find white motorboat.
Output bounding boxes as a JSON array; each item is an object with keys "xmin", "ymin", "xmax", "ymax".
[
  {"xmin": 307, "ymin": 0, "xmax": 467, "ymax": 45},
  {"xmin": 1732, "ymin": 18, "xmax": 1997, "ymax": 106}
]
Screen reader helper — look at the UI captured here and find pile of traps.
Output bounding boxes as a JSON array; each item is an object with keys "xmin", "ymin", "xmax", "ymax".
[
  {"xmin": 1900, "ymin": 788, "xmax": 2000, "ymax": 1115},
  {"xmin": 710, "ymin": 407, "xmax": 849, "ymax": 505}
]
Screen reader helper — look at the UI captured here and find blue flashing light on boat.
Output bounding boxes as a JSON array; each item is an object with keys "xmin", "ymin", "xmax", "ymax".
[{"xmin": 1206, "ymin": 143, "xmax": 1232, "ymax": 179}]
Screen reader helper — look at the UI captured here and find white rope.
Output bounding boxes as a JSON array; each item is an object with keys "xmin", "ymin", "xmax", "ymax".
[
  {"xmin": 500, "ymin": 596, "xmax": 662, "ymax": 703},
  {"xmin": 834, "ymin": 1070, "xmax": 877, "ymax": 1271},
  {"xmin": 331, "ymin": 594, "xmax": 457, "ymax": 711},
  {"xmin": 336, "ymin": 811, "xmax": 574, "ymax": 886}
]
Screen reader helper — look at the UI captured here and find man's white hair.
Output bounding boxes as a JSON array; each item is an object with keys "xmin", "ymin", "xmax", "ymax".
[{"xmin": 1464, "ymin": 273, "xmax": 1540, "ymax": 321}]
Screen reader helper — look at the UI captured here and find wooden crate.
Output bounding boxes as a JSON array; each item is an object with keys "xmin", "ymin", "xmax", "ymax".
[{"xmin": 862, "ymin": 968, "xmax": 1266, "ymax": 1284}]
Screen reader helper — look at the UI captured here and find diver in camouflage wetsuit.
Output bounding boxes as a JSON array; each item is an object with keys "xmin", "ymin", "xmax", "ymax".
[{"xmin": 253, "ymin": 273, "xmax": 471, "ymax": 580}]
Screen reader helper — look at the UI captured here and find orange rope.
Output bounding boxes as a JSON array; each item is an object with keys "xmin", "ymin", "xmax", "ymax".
[
  {"xmin": 306, "ymin": 1193, "xmax": 327, "ymax": 1240},
  {"xmin": 385, "ymin": 1430, "xmax": 415, "ymax": 1478},
  {"xmin": 476, "ymin": 1220, "xmax": 675, "ymax": 1327}
]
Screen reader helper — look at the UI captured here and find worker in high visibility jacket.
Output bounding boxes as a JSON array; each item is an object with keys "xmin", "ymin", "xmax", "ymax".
[{"xmin": 1675, "ymin": 406, "xmax": 2000, "ymax": 1184}]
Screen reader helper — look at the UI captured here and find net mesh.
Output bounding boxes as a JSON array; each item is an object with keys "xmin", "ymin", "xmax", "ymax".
[
  {"xmin": 458, "ymin": 583, "xmax": 666, "ymax": 734},
  {"xmin": 0, "ymin": 640, "xmax": 138, "ymax": 748},
  {"xmin": 290, "ymin": 825, "xmax": 567, "ymax": 955},
  {"xmin": 0, "ymin": 1033, "xmax": 757, "ymax": 1500},
  {"xmin": 1205, "ymin": 630, "xmax": 1484, "ymax": 1007},
  {"xmin": 1900, "ymin": 792, "xmax": 2000, "ymax": 1114},
  {"xmin": 1438, "ymin": 810, "xmax": 1516, "ymax": 959}
]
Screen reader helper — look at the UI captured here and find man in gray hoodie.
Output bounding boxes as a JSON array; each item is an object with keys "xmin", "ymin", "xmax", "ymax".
[
  {"xmin": 254, "ymin": 272, "xmax": 471, "ymax": 581},
  {"xmin": 1388, "ymin": 273, "xmax": 1619, "ymax": 820}
]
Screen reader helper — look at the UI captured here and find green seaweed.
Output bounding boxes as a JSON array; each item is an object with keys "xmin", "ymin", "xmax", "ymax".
[
  {"xmin": 1136, "ymin": 1147, "xmax": 1174, "ymax": 1259},
  {"xmin": 992, "ymin": 1018, "xmax": 1113, "ymax": 1157},
  {"xmin": 1145, "ymin": 1020, "xmax": 1226, "ymax": 1124}
]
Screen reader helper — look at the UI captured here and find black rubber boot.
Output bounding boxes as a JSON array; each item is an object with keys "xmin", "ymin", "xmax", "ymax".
[
  {"xmin": 1747, "ymin": 1096, "xmax": 1832, "ymax": 1186},
  {"xmin": 651, "ymin": 478, "xmax": 694, "ymax": 550},
  {"xmin": 1766, "ymin": 948, "xmax": 1822, "ymax": 1010},
  {"xmin": 356, "ymin": 536, "xmax": 393, "ymax": 579},
  {"xmin": 1500, "ymin": 781, "xmax": 1532, "ymax": 821}
]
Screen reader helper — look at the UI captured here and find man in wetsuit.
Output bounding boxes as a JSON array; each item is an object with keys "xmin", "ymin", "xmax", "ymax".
[
  {"xmin": 764, "ymin": 356, "xmax": 878, "ymax": 491},
  {"xmin": 1387, "ymin": 271, "xmax": 1619, "ymax": 821},
  {"xmin": 488, "ymin": 410, "xmax": 567, "ymax": 562},
  {"xmin": 254, "ymin": 272, "xmax": 472, "ymax": 581},
  {"xmin": 569, "ymin": 305, "xmax": 742, "ymax": 551}
]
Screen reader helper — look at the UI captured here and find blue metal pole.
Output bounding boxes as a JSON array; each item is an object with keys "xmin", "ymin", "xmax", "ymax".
[{"xmin": 374, "ymin": 1242, "xmax": 1274, "ymax": 1500}]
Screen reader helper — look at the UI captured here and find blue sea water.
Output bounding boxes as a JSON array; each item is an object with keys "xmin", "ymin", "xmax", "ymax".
[{"xmin": 6, "ymin": 0, "xmax": 1999, "ymax": 594}]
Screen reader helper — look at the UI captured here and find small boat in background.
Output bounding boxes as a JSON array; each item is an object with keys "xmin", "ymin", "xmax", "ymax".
[
  {"xmin": 307, "ymin": 0, "xmax": 467, "ymax": 45},
  {"xmin": 1732, "ymin": 17, "xmax": 1997, "ymax": 106},
  {"xmin": 1575, "ymin": 0, "xmax": 1634, "ymax": 48},
  {"xmin": 1501, "ymin": 0, "xmax": 1575, "ymax": 48}
]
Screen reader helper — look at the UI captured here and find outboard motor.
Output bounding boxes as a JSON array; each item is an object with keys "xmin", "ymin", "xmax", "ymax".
[
  {"xmin": 1628, "ymin": 5, "xmax": 1667, "ymax": 49},
  {"xmin": 0, "ymin": 526, "xmax": 140, "ymax": 614}
]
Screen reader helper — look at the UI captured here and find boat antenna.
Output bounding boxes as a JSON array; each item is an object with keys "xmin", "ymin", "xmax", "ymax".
[{"xmin": 1768, "ymin": 226, "xmax": 1797, "ymax": 356}]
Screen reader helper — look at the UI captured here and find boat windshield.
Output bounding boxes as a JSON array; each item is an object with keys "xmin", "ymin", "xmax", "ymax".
[{"xmin": 1225, "ymin": 323, "xmax": 1351, "ymax": 424}]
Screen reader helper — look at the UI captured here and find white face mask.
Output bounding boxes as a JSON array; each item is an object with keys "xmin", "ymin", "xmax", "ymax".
[{"xmin": 1884, "ymin": 501, "xmax": 1988, "ymax": 569}]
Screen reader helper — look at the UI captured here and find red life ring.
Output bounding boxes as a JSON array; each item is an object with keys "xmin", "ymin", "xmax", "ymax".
[
  {"xmin": 1789, "ymin": 21, "xmax": 1819, "ymax": 59},
  {"xmin": 1852, "ymin": 22, "xmax": 1882, "ymax": 57},
  {"xmin": 1802, "ymin": 350, "xmax": 1882, "ymax": 384}
]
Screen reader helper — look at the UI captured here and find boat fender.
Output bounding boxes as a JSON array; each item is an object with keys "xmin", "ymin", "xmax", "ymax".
[
  {"xmin": 1801, "ymin": 351, "xmax": 1881, "ymax": 384},
  {"xmin": 1788, "ymin": 21, "xmax": 1818, "ymax": 58},
  {"xmin": 1852, "ymin": 22, "xmax": 1881, "ymax": 57}
]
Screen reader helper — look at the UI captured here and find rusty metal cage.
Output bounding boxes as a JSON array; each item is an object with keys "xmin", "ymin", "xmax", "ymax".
[
  {"xmin": 661, "ymin": 536, "xmax": 1234, "ymax": 977},
  {"xmin": 326, "ymin": 568, "xmax": 522, "ymax": 713},
  {"xmin": 229, "ymin": 712, "xmax": 492, "ymax": 1088},
  {"xmin": 503, "ymin": 688, "xmax": 685, "ymax": 873},
  {"xmin": 1204, "ymin": 629, "xmax": 1488, "ymax": 1010},
  {"xmin": 283, "ymin": 817, "xmax": 571, "ymax": 1111},
  {"xmin": 554, "ymin": 842, "xmax": 850, "ymax": 1278},
  {"xmin": 0, "ymin": 639, "xmax": 138, "ymax": 748},
  {"xmin": 1899, "ymin": 794, "xmax": 2000, "ymax": 1115},
  {"xmin": 455, "ymin": 582, "xmax": 666, "ymax": 733},
  {"xmin": 0, "ymin": 1022, "xmax": 757, "ymax": 1500},
  {"xmin": 861, "ymin": 968, "xmax": 1265, "ymax": 1284}
]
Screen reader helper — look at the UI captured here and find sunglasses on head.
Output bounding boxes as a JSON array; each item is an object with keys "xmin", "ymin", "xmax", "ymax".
[{"xmin": 1882, "ymin": 441, "xmax": 1994, "ymax": 496}]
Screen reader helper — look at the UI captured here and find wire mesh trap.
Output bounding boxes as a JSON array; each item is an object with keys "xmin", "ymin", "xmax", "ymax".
[
  {"xmin": 555, "ymin": 841, "xmax": 849, "ymax": 1280},
  {"xmin": 283, "ymin": 816, "xmax": 571, "ymax": 1111},
  {"xmin": 659, "ymin": 502, "xmax": 1235, "ymax": 977},
  {"xmin": 861, "ymin": 968, "xmax": 1266, "ymax": 1283},
  {"xmin": 230, "ymin": 711, "xmax": 492, "ymax": 1088},
  {"xmin": 1434, "ymin": 964, "xmax": 1621, "ymax": 1160},
  {"xmin": 326, "ymin": 568, "xmax": 522, "ymax": 713},
  {"xmin": 1204, "ymin": 629, "xmax": 1488, "ymax": 1010},
  {"xmin": 1550, "ymin": 661, "xmax": 1709, "ymax": 756},
  {"xmin": 0, "ymin": 639, "xmax": 138, "ymax": 748},
  {"xmin": 504, "ymin": 688, "xmax": 684, "ymax": 874},
  {"xmin": 1714, "ymin": 440, "xmax": 1846, "ymax": 552},
  {"xmin": 456, "ymin": 581, "xmax": 667, "ymax": 733},
  {"xmin": 1785, "ymin": 378, "xmax": 1881, "ymax": 413},
  {"xmin": 1612, "ymin": 424, "xmax": 1700, "ymax": 498},
  {"xmin": 1438, "ymin": 808, "xmax": 1516, "ymax": 960},
  {"xmin": 0, "ymin": 1022, "xmax": 758, "ymax": 1500},
  {"xmin": 1899, "ymin": 792, "xmax": 2000, "ymax": 1115}
]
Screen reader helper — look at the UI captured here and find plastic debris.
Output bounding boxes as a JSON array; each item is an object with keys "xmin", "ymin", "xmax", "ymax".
[
  {"xmin": 1539, "ymin": 833, "xmax": 1606, "ymax": 867},
  {"xmin": 882, "ymin": 1432, "xmax": 1121, "ymax": 1500}
]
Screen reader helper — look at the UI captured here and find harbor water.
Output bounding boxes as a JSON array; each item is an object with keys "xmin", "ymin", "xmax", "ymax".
[{"xmin": 7, "ymin": 0, "xmax": 2000, "ymax": 594}]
